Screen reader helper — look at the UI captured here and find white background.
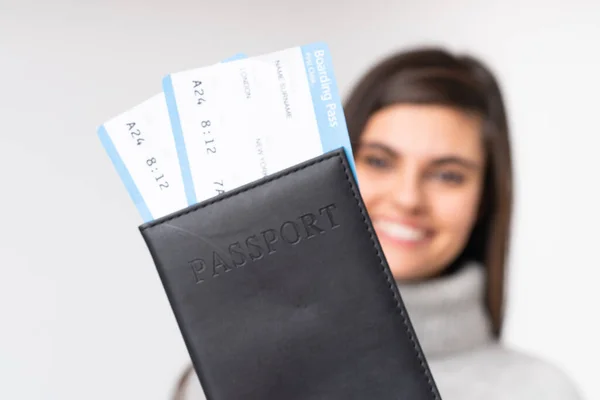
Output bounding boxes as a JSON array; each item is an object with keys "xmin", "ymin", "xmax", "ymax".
[{"xmin": 0, "ymin": 0, "xmax": 598, "ymax": 399}]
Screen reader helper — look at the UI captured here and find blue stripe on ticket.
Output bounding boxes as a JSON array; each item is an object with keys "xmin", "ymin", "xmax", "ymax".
[
  {"xmin": 222, "ymin": 53, "xmax": 247, "ymax": 62},
  {"xmin": 97, "ymin": 125, "xmax": 153, "ymax": 222},
  {"xmin": 300, "ymin": 42, "xmax": 357, "ymax": 181},
  {"xmin": 164, "ymin": 54, "xmax": 249, "ymax": 206},
  {"xmin": 162, "ymin": 75, "xmax": 195, "ymax": 205}
]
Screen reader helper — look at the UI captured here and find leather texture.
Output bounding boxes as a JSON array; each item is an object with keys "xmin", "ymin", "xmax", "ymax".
[{"xmin": 140, "ymin": 149, "xmax": 441, "ymax": 400}]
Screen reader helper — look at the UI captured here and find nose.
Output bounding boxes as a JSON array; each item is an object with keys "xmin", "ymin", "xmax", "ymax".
[{"xmin": 388, "ymin": 169, "xmax": 425, "ymax": 214}]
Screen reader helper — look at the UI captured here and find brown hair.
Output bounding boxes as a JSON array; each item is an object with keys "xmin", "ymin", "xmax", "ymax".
[
  {"xmin": 173, "ymin": 364, "xmax": 194, "ymax": 400},
  {"xmin": 172, "ymin": 47, "xmax": 513, "ymax": 399},
  {"xmin": 344, "ymin": 47, "xmax": 513, "ymax": 337}
]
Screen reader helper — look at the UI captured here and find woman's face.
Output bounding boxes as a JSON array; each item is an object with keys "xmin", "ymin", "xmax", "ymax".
[{"xmin": 356, "ymin": 104, "xmax": 485, "ymax": 281}]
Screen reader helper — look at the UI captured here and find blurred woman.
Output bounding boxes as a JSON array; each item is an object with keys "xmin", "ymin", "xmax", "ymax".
[
  {"xmin": 343, "ymin": 47, "xmax": 581, "ymax": 399},
  {"xmin": 174, "ymin": 47, "xmax": 581, "ymax": 399}
]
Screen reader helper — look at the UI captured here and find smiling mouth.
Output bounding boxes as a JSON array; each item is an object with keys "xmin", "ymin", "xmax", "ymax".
[{"xmin": 373, "ymin": 220, "xmax": 431, "ymax": 244}]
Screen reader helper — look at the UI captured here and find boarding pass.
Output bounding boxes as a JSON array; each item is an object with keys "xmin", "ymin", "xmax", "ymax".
[
  {"xmin": 98, "ymin": 43, "xmax": 355, "ymax": 221},
  {"xmin": 97, "ymin": 54, "xmax": 246, "ymax": 222},
  {"xmin": 164, "ymin": 42, "xmax": 355, "ymax": 206}
]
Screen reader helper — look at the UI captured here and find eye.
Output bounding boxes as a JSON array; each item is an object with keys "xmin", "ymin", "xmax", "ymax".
[
  {"xmin": 363, "ymin": 155, "xmax": 390, "ymax": 169},
  {"xmin": 433, "ymin": 171, "xmax": 465, "ymax": 185}
]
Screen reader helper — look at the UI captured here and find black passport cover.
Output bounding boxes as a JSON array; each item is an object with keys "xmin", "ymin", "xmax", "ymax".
[{"xmin": 139, "ymin": 149, "xmax": 441, "ymax": 400}]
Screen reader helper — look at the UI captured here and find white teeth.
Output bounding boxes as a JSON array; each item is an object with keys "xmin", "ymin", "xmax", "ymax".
[{"xmin": 375, "ymin": 221, "xmax": 426, "ymax": 241}]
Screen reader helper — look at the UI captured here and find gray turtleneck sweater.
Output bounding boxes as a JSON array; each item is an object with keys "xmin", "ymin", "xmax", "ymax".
[
  {"xmin": 180, "ymin": 264, "xmax": 582, "ymax": 399},
  {"xmin": 397, "ymin": 263, "xmax": 582, "ymax": 400}
]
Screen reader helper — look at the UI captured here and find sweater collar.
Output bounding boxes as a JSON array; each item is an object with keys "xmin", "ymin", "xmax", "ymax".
[{"xmin": 396, "ymin": 263, "xmax": 494, "ymax": 359}]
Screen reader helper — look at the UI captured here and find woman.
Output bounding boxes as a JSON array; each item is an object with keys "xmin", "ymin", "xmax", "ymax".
[{"xmin": 174, "ymin": 48, "xmax": 581, "ymax": 399}]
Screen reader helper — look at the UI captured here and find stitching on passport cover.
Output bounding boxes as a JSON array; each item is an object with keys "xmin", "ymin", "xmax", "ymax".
[{"xmin": 337, "ymin": 157, "xmax": 440, "ymax": 399}]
